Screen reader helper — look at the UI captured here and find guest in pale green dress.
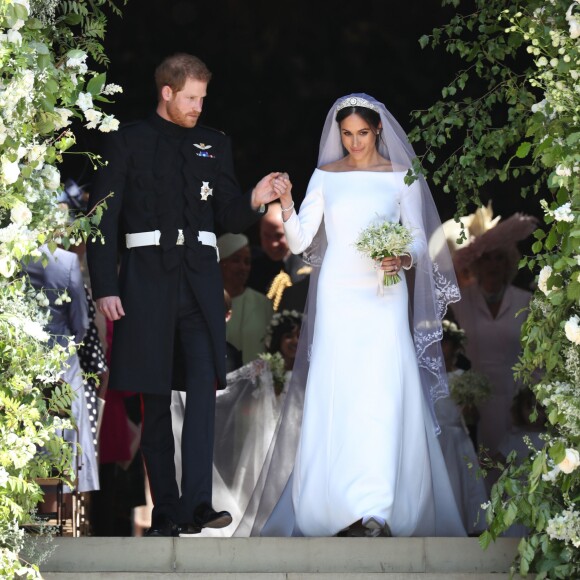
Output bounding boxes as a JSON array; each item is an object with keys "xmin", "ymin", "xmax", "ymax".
[{"xmin": 218, "ymin": 233, "xmax": 273, "ymax": 364}]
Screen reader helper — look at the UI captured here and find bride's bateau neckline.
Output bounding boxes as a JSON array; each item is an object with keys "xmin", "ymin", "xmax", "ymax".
[{"xmin": 315, "ymin": 167, "xmax": 407, "ymax": 174}]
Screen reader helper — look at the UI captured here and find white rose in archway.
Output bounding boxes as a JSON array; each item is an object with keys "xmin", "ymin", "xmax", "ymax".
[
  {"xmin": 0, "ymin": 254, "xmax": 17, "ymax": 278},
  {"xmin": 41, "ymin": 164, "xmax": 61, "ymax": 190},
  {"xmin": 10, "ymin": 202, "xmax": 32, "ymax": 227},
  {"xmin": 558, "ymin": 448, "xmax": 580, "ymax": 474},
  {"xmin": 565, "ymin": 315, "xmax": 580, "ymax": 345},
  {"xmin": 538, "ymin": 265, "xmax": 558, "ymax": 295},
  {"xmin": 1, "ymin": 159, "xmax": 20, "ymax": 184}
]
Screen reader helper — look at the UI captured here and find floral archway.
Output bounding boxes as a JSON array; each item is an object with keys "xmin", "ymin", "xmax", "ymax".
[
  {"xmin": 412, "ymin": 0, "xmax": 580, "ymax": 576},
  {"xmin": 0, "ymin": 0, "xmax": 578, "ymax": 577},
  {"xmin": 0, "ymin": 1, "xmax": 124, "ymax": 577}
]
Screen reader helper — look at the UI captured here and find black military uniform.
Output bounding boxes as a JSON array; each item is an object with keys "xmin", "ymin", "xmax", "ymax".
[{"xmin": 87, "ymin": 113, "xmax": 264, "ymax": 533}]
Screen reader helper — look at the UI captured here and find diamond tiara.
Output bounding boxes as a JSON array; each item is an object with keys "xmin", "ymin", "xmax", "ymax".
[{"xmin": 336, "ymin": 96, "xmax": 379, "ymax": 113}]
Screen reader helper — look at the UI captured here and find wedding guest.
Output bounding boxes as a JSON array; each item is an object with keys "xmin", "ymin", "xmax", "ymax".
[
  {"xmin": 217, "ymin": 233, "xmax": 273, "ymax": 364},
  {"xmin": 450, "ymin": 204, "xmax": 537, "ymax": 465},
  {"xmin": 24, "ymin": 247, "xmax": 99, "ymax": 495},
  {"xmin": 247, "ymin": 201, "xmax": 310, "ymax": 311}
]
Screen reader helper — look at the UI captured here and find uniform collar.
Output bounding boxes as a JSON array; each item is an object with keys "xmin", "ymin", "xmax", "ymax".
[{"xmin": 149, "ymin": 112, "xmax": 194, "ymax": 138}]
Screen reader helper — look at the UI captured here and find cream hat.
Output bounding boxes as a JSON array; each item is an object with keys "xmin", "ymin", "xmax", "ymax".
[{"xmin": 217, "ymin": 233, "xmax": 249, "ymax": 261}]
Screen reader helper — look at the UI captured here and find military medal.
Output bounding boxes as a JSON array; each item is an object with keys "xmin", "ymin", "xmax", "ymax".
[
  {"xmin": 194, "ymin": 142, "xmax": 215, "ymax": 158},
  {"xmin": 200, "ymin": 181, "xmax": 213, "ymax": 201}
]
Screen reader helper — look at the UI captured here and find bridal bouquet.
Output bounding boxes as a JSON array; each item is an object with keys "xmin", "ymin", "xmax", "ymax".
[
  {"xmin": 449, "ymin": 370, "xmax": 492, "ymax": 407},
  {"xmin": 354, "ymin": 219, "xmax": 414, "ymax": 290}
]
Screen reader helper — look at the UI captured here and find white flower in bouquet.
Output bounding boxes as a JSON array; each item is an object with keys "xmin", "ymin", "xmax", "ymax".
[
  {"xmin": 354, "ymin": 218, "xmax": 414, "ymax": 290},
  {"xmin": 558, "ymin": 448, "xmax": 580, "ymax": 474},
  {"xmin": 565, "ymin": 315, "xmax": 580, "ymax": 345},
  {"xmin": 258, "ymin": 351, "xmax": 287, "ymax": 396},
  {"xmin": 449, "ymin": 370, "xmax": 492, "ymax": 407}
]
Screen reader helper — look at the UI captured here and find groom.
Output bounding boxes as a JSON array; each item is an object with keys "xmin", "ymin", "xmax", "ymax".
[{"xmin": 87, "ymin": 53, "xmax": 286, "ymax": 536}]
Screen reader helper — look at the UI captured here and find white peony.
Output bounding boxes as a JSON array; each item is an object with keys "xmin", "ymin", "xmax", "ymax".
[
  {"xmin": 7, "ymin": 29, "xmax": 22, "ymax": 45},
  {"xmin": 556, "ymin": 165, "xmax": 572, "ymax": 177},
  {"xmin": 554, "ymin": 202, "xmax": 575, "ymax": 222},
  {"xmin": 567, "ymin": 5, "xmax": 580, "ymax": 38},
  {"xmin": 0, "ymin": 255, "xmax": 17, "ymax": 278},
  {"xmin": 98, "ymin": 114, "xmax": 120, "ymax": 133},
  {"xmin": 558, "ymin": 448, "xmax": 580, "ymax": 474},
  {"xmin": 76, "ymin": 92, "xmax": 93, "ymax": 111},
  {"xmin": 0, "ymin": 466, "xmax": 8, "ymax": 487},
  {"xmin": 41, "ymin": 164, "xmax": 61, "ymax": 190},
  {"xmin": 10, "ymin": 202, "xmax": 32, "ymax": 227},
  {"xmin": 21, "ymin": 318, "xmax": 49, "ymax": 342},
  {"xmin": 538, "ymin": 265, "xmax": 557, "ymax": 295},
  {"xmin": 1, "ymin": 159, "xmax": 20, "ymax": 184},
  {"xmin": 13, "ymin": 0, "xmax": 30, "ymax": 12},
  {"xmin": 565, "ymin": 315, "xmax": 580, "ymax": 345},
  {"xmin": 27, "ymin": 143, "xmax": 47, "ymax": 168}
]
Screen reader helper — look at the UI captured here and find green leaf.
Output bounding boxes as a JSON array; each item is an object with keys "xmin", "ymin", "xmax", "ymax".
[
  {"xmin": 419, "ymin": 35, "xmax": 430, "ymax": 49},
  {"xmin": 479, "ymin": 530, "xmax": 492, "ymax": 550},
  {"xmin": 568, "ymin": 282, "xmax": 580, "ymax": 301},
  {"xmin": 516, "ymin": 142, "xmax": 532, "ymax": 159},
  {"xmin": 64, "ymin": 13, "xmax": 83, "ymax": 25},
  {"xmin": 86, "ymin": 73, "xmax": 106, "ymax": 96},
  {"xmin": 549, "ymin": 441, "xmax": 566, "ymax": 464}
]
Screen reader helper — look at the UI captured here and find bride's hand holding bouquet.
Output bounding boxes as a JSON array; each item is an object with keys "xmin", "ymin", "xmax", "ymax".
[{"xmin": 355, "ymin": 218, "xmax": 414, "ymax": 294}]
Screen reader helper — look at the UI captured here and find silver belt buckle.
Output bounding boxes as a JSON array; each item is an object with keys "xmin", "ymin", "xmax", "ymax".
[{"xmin": 176, "ymin": 229, "xmax": 185, "ymax": 246}]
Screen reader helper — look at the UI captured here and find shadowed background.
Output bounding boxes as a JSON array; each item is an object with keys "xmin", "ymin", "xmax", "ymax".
[{"xmin": 66, "ymin": 0, "xmax": 539, "ymax": 240}]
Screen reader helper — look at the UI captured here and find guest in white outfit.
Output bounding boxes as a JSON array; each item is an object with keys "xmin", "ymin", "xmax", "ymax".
[{"xmin": 234, "ymin": 94, "xmax": 466, "ymax": 538}]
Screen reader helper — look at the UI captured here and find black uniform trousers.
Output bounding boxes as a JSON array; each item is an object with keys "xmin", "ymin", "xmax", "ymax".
[{"xmin": 140, "ymin": 270, "xmax": 215, "ymax": 524}]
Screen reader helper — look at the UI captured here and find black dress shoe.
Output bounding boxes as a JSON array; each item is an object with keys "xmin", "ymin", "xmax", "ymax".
[
  {"xmin": 193, "ymin": 502, "xmax": 232, "ymax": 529},
  {"xmin": 145, "ymin": 514, "xmax": 177, "ymax": 537},
  {"xmin": 177, "ymin": 522, "xmax": 202, "ymax": 537}
]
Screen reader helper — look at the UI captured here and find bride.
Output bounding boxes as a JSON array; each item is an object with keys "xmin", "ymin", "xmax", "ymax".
[{"xmin": 236, "ymin": 94, "xmax": 466, "ymax": 538}]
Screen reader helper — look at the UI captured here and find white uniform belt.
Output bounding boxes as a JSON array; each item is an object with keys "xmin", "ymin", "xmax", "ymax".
[{"xmin": 125, "ymin": 229, "xmax": 219, "ymax": 260}]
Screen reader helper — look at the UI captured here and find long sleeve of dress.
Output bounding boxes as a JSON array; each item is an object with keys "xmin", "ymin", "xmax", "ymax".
[
  {"xmin": 283, "ymin": 171, "xmax": 324, "ymax": 255},
  {"xmin": 400, "ymin": 178, "xmax": 427, "ymax": 268}
]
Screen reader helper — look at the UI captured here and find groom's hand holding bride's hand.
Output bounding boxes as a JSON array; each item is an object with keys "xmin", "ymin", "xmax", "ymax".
[
  {"xmin": 274, "ymin": 173, "xmax": 295, "ymax": 221},
  {"xmin": 251, "ymin": 172, "xmax": 291, "ymax": 210}
]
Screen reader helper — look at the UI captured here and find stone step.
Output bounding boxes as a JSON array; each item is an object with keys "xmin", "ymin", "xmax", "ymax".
[
  {"xmin": 38, "ymin": 537, "xmax": 518, "ymax": 577},
  {"xmin": 42, "ymin": 574, "xmax": 511, "ymax": 579}
]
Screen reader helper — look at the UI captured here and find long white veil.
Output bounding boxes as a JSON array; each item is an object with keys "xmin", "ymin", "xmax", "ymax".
[{"xmin": 234, "ymin": 93, "xmax": 460, "ymax": 537}]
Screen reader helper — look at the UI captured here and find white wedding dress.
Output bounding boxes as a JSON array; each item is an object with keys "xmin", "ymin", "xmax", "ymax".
[{"xmin": 281, "ymin": 168, "xmax": 465, "ymax": 537}]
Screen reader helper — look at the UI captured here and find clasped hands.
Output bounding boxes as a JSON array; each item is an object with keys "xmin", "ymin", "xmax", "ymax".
[{"xmin": 251, "ymin": 172, "xmax": 293, "ymax": 211}]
